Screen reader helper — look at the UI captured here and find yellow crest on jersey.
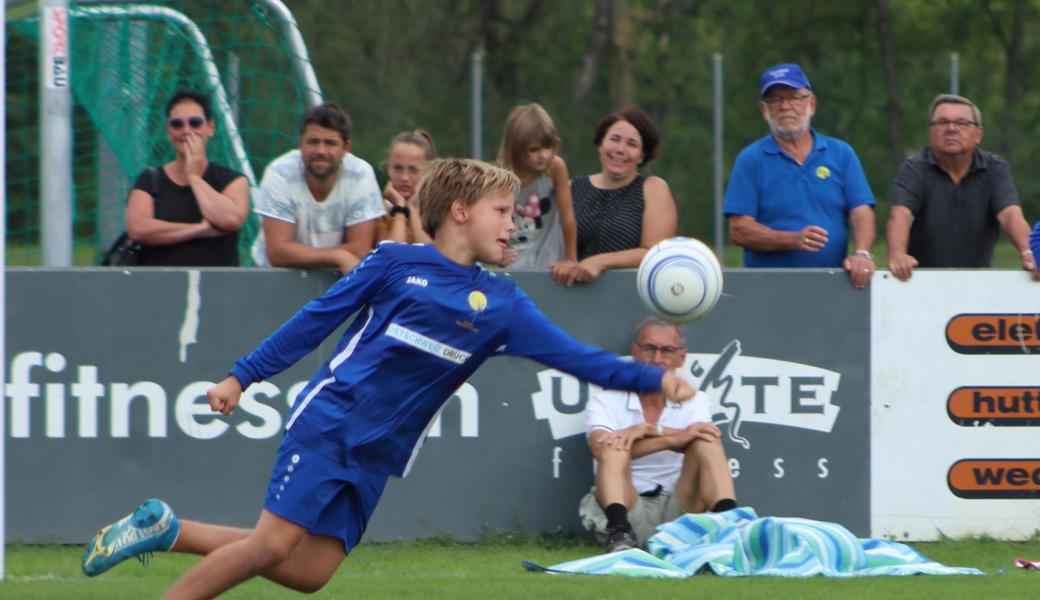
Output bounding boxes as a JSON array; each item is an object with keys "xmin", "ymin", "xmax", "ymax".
[
  {"xmin": 468, "ymin": 291, "xmax": 488, "ymax": 313},
  {"xmin": 815, "ymin": 166, "xmax": 831, "ymax": 180}
]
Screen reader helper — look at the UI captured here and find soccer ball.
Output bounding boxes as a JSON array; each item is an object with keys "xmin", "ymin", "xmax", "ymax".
[{"xmin": 637, "ymin": 237, "xmax": 723, "ymax": 323}]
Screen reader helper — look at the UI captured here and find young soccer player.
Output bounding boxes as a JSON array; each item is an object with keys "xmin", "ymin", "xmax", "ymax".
[
  {"xmin": 81, "ymin": 159, "xmax": 694, "ymax": 598},
  {"xmin": 496, "ymin": 103, "xmax": 578, "ymax": 282}
]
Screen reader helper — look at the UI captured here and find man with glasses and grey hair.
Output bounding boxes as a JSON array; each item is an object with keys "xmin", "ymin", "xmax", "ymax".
[
  {"xmin": 579, "ymin": 318, "xmax": 737, "ymax": 554},
  {"xmin": 886, "ymin": 94, "xmax": 1036, "ymax": 281},
  {"xmin": 724, "ymin": 63, "xmax": 877, "ymax": 289}
]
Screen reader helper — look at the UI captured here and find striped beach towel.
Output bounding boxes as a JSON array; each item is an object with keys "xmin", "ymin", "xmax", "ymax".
[{"xmin": 524, "ymin": 508, "xmax": 981, "ymax": 578}]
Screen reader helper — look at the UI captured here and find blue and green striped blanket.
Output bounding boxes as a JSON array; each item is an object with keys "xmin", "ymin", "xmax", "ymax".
[{"xmin": 524, "ymin": 508, "xmax": 981, "ymax": 578}]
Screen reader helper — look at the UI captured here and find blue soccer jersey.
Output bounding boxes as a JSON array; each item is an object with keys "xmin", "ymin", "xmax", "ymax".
[{"xmin": 231, "ymin": 242, "xmax": 663, "ymax": 477}]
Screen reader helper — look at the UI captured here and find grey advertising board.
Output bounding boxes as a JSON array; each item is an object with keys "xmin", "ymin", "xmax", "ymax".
[{"xmin": 5, "ymin": 267, "xmax": 868, "ymax": 543}]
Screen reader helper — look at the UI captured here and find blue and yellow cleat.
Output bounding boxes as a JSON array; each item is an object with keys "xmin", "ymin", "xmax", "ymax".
[{"xmin": 82, "ymin": 498, "xmax": 180, "ymax": 576}]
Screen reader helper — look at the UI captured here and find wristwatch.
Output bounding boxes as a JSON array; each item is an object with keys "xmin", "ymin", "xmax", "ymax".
[
  {"xmin": 854, "ymin": 249, "xmax": 874, "ymax": 260},
  {"xmin": 655, "ymin": 423, "xmax": 664, "ymax": 436},
  {"xmin": 390, "ymin": 204, "xmax": 411, "ymax": 218}
]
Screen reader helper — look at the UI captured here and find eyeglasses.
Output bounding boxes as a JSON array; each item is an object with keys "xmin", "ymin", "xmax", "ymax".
[
  {"xmin": 168, "ymin": 116, "xmax": 206, "ymax": 130},
  {"xmin": 928, "ymin": 118, "xmax": 978, "ymax": 130},
  {"xmin": 763, "ymin": 94, "xmax": 812, "ymax": 107},
  {"xmin": 635, "ymin": 343, "xmax": 684, "ymax": 357}
]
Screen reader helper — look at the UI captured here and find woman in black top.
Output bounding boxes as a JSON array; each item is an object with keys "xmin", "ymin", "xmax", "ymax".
[
  {"xmin": 565, "ymin": 107, "xmax": 677, "ymax": 285},
  {"xmin": 125, "ymin": 91, "xmax": 249, "ymax": 266}
]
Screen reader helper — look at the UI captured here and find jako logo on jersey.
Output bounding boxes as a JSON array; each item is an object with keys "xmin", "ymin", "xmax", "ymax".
[
  {"xmin": 530, "ymin": 339, "xmax": 841, "ymax": 446},
  {"xmin": 406, "ymin": 275, "xmax": 428, "ymax": 287}
]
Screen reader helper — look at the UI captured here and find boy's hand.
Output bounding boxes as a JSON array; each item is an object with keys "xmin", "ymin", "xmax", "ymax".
[
  {"xmin": 661, "ymin": 370, "xmax": 695, "ymax": 403},
  {"xmin": 208, "ymin": 376, "xmax": 244, "ymax": 416}
]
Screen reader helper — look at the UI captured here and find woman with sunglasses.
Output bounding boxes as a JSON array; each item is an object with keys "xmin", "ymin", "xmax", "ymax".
[{"xmin": 124, "ymin": 90, "xmax": 249, "ymax": 265}]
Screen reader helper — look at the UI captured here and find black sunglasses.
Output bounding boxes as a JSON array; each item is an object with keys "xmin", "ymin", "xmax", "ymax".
[{"xmin": 168, "ymin": 116, "xmax": 206, "ymax": 130}]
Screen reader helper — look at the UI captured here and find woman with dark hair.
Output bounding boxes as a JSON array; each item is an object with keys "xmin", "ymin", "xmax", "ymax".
[
  {"xmin": 565, "ymin": 106, "xmax": 677, "ymax": 285},
  {"xmin": 124, "ymin": 90, "xmax": 249, "ymax": 265}
]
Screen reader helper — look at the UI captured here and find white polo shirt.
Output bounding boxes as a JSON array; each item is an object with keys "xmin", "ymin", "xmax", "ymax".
[{"xmin": 585, "ymin": 388, "xmax": 713, "ymax": 495}]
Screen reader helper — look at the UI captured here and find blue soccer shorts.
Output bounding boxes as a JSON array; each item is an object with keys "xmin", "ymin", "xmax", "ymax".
[{"xmin": 263, "ymin": 432, "xmax": 388, "ymax": 555}]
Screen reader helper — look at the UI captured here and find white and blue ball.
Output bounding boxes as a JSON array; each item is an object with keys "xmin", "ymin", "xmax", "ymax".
[{"xmin": 637, "ymin": 237, "xmax": 723, "ymax": 323}]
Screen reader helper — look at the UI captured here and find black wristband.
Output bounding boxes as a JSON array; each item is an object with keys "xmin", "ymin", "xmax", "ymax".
[{"xmin": 390, "ymin": 204, "xmax": 411, "ymax": 218}]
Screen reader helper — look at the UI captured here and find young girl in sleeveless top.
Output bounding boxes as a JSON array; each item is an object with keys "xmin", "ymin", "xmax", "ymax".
[
  {"xmin": 496, "ymin": 103, "xmax": 577, "ymax": 282},
  {"xmin": 378, "ymin": 129, "xmax": 436, "ymax": 244}
]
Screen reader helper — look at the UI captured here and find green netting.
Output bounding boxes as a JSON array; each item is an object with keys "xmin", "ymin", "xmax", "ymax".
[{"xmin": 5, "ymin": 1, "xmax": 321, "ymax": 265}]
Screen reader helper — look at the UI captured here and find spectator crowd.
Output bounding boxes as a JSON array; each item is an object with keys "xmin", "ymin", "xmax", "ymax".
[
  {"xmin": 124, "ymin": 66, "xmax": 1040, "ymax": 283},
  {"xmin": 107, "ymin": 68, "xmax": 1040, "ymax": 557}
]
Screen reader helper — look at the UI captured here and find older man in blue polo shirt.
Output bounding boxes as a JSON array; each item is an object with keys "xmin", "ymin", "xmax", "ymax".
[{"xmin": 724, "ymin": 63, "xmax": 877, "ymax": 289}]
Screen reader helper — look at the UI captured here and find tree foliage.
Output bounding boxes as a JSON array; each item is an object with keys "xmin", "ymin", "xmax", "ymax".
[{"xmin": 293, "ymin": 0, "xmax": 1040, "ymax": 241}]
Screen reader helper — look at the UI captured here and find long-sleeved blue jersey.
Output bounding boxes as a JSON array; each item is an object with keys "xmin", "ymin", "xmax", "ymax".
[{"xmin": 231, "ymin": 242, "xmax": 663, "ymax": 477}]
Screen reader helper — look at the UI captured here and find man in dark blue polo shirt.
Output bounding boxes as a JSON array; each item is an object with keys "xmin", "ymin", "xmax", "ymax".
[
  {"xmin": 724, "ymin": 63, "xmax": 877, "ymax": 290},
  {"xmin": 886, "ymin": 94, "xmax": 1036, "ymax": 281}
]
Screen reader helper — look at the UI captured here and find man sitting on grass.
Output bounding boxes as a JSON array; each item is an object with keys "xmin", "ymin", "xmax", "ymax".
[{"xmin": 580, "ymin": 318, "xmax": 737, "ymax": 553}]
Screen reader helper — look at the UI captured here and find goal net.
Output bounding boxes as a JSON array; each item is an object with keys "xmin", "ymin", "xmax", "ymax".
[{"xmin": 5, "ymin": 0, "xmax": 322, "ymax": 265}]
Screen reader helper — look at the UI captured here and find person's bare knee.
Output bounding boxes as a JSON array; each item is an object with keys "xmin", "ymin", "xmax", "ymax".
[
  {"xmin": 285, "ymin": 573, "xmax": 331, "ymax": 594},
  {"xmin": 247, "ymin": 535, "xmax": 297, "ymax": 571},
  {"xmin": 685, "ymin": 434, "xmax": 723, "ymax": 458},
  {"xmin": 597, "ymin": 445, "xmax": 632, "ymax": 471},
  {"xmin": 262, "ymin": 533, "xmax": 344, "ymax": 593},
  {"xmin": 248, "ymin": 510, "xmax": 309, "ymax": 571}
]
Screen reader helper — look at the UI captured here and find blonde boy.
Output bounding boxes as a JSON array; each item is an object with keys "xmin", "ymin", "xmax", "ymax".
[{"xmin": 82, "ymin": 159, "xmax": 694, "ymax": 598}]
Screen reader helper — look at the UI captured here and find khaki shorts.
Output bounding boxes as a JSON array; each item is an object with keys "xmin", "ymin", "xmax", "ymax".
[{"xmin": 578, "ymin": 486, "xmax": 682, "ymax": 547}]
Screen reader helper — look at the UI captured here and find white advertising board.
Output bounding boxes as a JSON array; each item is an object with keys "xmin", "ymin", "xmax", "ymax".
[{"xmin": 871, "ymin": 271, "xmax": 1040, "ymax": 540}]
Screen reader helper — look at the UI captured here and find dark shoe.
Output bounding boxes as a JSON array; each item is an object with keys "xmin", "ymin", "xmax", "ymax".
[{"xmin": 604, "ymin": 525, "xmax": 638, "ymax": 553}]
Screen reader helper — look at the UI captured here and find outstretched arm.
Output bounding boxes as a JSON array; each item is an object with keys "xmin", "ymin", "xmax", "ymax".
[
  {"xmin": 886, "ymin": 205, "xmax": 918, "ymax": 281},
  {"xmin": 548, "ymin": 156, "xmax": 579, "ymax": 284},
  {"xmin": 842, "ymin": 205, "xmax": 876, "ymax": 289},
  {"xmin": 503, "ymin": 288, "xmax": 694, "ymax": 400},
  {"xmin": 228, "ymin": 247, "xmax": 389, "ymax": 390},
  {"xmin": 996, "ymin": 205, "xmax": 1036, "ymax": 273}
]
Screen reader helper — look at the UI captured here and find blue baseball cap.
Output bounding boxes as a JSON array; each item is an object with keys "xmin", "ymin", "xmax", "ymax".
[{"xmin": 760, "ymin": 63, "xmax": 812, "ymax": 97}]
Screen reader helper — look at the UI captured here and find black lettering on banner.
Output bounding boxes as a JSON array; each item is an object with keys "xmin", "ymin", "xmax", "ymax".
[
  {"xmin": 550, "ymin": 375, "xmax": 587, "ymax": 415},
  {"xmin": 948, "ymin": 459, "xmax": 1040, "ymax": 499}
]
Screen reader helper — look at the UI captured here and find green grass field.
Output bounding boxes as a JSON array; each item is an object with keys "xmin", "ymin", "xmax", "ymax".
[{"xmin": 3, "ymin": 537, "xmax": 1039, "ymax": 599}]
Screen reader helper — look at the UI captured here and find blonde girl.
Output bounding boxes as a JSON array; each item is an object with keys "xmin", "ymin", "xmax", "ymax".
[
  {"xmin": 496, "ymin": 103, "xmax": 577, "ymax": 282},
  {"xmin": 379, "ymin": 129, "xmax": 436, "ymax": 243}
]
